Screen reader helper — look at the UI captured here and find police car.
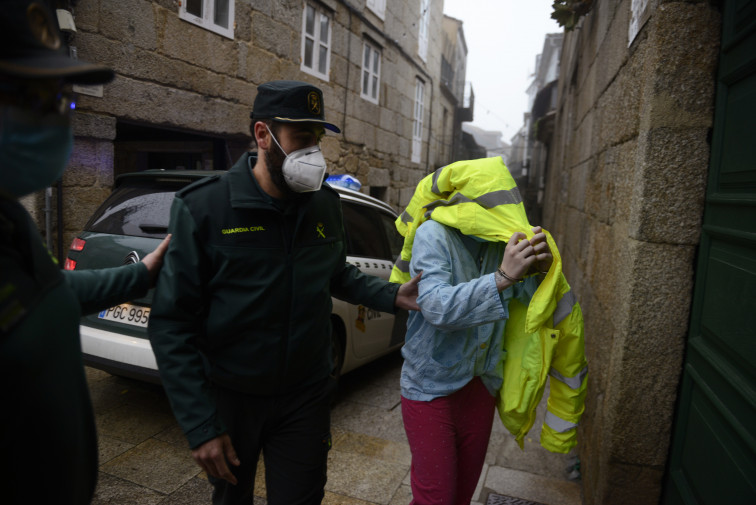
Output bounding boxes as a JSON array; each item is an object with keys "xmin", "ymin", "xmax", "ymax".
[{"xmin": 65, "ymin": 171, "xmax": 406, "ymax": 383}]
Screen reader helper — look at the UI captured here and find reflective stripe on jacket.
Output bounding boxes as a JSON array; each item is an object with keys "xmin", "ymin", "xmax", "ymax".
[{"xmin": 389, "ymin": 156, "xmax": 587, "ymax": 453}]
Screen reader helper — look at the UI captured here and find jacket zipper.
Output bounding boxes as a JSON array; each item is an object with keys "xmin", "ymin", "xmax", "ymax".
[
  {"xmin": 278, "ymin": 200, "xmax": 309, "ymax": 394},
  {"xmin": 277, "ymin": 209, "xmax": 292, "ymax": 394}
]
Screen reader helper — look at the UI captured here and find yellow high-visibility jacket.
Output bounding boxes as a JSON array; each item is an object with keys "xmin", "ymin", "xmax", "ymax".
[{"xmin": 390, "ymin": 157, "xmax": 587, "ymax": 453}]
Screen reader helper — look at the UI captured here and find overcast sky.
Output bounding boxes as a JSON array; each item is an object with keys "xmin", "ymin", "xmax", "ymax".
[{"xmin": 441, "ymin": 0, "xmax": 562, "ymax": 143}]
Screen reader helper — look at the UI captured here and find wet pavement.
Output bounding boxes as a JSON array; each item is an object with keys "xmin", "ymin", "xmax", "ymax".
[{"xmin": 87, "ymin": 351, "xmax": 581, "ymax": 505}]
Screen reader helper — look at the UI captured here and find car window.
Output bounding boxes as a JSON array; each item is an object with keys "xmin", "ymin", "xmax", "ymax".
[
  {"xmin": 378, "ymin": 212, "xmax": 403, "ymax": 261},
  {"xmin": 85, "ymin": 181, "xmax": 186, "ymax": 238},
  {"xmin": 342, "ymin": 201, "xmax": 392, "ymax": 260}
]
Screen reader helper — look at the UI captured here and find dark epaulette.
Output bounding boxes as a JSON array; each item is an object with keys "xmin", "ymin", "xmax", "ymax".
[
  {"xmin": 176, "ymin": 173, "xmax": 224, "ymax": 198},
  {"xmin": 0, "ymin": 200, "xmax": 63, "ymax": 334},
  {"xmin": 320, "ymin": 178, "xmax": 339, "ymax": 197}
]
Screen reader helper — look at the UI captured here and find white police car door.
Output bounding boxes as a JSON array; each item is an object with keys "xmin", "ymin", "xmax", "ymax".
[{"xmin": 342, "ymin": 202, "xmax": 397, "ymax": 358}]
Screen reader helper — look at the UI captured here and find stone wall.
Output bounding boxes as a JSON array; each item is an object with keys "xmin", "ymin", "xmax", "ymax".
[
  {"xmin": 541, "ymin": 1, "xmax": 722, "ymax": 503},
  {"xmin": 61, "ymin": 113, "xmax": 119, "ymax": 256},
  {"xmin": 38, "ymin": 0, "xmax": 455, "ymax": 256}
]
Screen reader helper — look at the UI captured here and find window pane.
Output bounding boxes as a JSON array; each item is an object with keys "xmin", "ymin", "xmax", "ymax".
[
  {"xmin": 214, "ymin": 0, "xmax": 229, "ymax": 28},
  {"xmin": 305, "ymin": 5, "xmax": 315, "ymax": 35},
  {"xmin": 319, "ymin": 15, "xmax": 329, "ymax": 43},
  {"xmin": 364, "ymin": 44, "xmax": 370, "ymax": 67},
  {"xmin": 342, "ymin": 203, "xmax": 389, "ymax": 260},
  {"xmin": 319, "ymin": 44, "xmax": 327, "ymax": 74},
  {"xmin": 86, "ymin": 183, "xmax": 187, "ymax": 238},
  {"xmin": 304, "ymin": 38, "xmax": 314, "ymax": 68},
  {"xmin": 372, "ymin": 76, "xmax": 378, "ymax": 98},
  {"xmin": 372, "ymin": 50, "xmax": 379, "ymax": 73},
  {"xmin": 363, "ymin": 70, "xmax": 369, "ymax": 94},
  {"xmin": 186, "ymin": 0, "xmax": 202, "ymax": 17},
  {"xmin": 378, "ymin": 212, "xmax": 403, "ymax": 261}
]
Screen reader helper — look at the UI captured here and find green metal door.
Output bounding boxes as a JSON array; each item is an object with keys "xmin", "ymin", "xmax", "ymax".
[{"xmin": 662, "ymin": 1, "xmax": 756, "ymax": 503}]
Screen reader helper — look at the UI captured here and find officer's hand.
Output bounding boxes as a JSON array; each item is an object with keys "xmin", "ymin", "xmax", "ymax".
[
  {"xmin": 191, "ymin": 433, "xmax": 241, "ymax": 485},
  {"xmin": 141, "ymin": 234, "xmax": 171, "ymax": 286},
  {"xmin": 528, "ymin": 226, "xmax": 553, "ymax": 275},
  {"xmin": 499, "ymin": 231, "xmax": 536, "ymax": 281},
  {"xmin": 395, "ymin": 272, "xmax": 422, "ymax": 311}
]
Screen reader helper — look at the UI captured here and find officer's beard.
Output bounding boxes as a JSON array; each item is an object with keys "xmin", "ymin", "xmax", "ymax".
[{"xmin": 264, "ymin": 145, "xmax": 298, "ymax": 200}]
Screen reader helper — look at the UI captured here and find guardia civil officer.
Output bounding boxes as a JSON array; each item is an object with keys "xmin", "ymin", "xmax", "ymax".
[
  {"xmin": 148, "ymin": 80, "xmax": 420, "ymax": 504},
  {"xmin": 0, "ymin": 1, "xmax": 170, "ymax": 504}
]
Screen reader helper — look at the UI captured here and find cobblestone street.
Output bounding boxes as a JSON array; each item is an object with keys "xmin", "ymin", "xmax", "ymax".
[{"xmin": 88, "ymin": 351, "xmax": 580, "ymax": 505}]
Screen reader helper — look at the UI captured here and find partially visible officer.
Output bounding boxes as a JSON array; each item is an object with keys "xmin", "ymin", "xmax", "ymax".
[
  {"xmin": 149, "ymin": 80, "xmax": 420, "ymax": 505},
  {"xmin": 0, "ymin": 2, "xmax": 170, "ymax": 504}
]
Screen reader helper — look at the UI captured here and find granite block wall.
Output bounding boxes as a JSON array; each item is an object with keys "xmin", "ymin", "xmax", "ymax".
[{"xmin": 542, "ymin": 1, "xmax": 722, "ymax": 503}]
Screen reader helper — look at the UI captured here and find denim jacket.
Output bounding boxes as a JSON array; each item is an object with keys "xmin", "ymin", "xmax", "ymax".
[{"xmin": 400, "ymin": 220, "xmax": 536, "ymax": 401}]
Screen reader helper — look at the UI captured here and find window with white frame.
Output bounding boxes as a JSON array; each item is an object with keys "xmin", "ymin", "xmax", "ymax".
[
  {"xmin": 301, "ymin": 2, "xmax": 332, "ymax": 81},
  {"xmin": 179, "ymin": 0, "xmax": 235, "ymax": 39},
  {"xmin": 418, "ymin": 0, "xmax": 430, "ymax": 61},
  {"xmin": 361, "ymin": 41, "xmax": 381, "ymax": 104},
  {"xmin": 412, "ymin": 78, "xmax": 425, "ymax": 164},
  {"xmin": 366, "ymin": 0, "xmax": 386, "ymax": 19}
]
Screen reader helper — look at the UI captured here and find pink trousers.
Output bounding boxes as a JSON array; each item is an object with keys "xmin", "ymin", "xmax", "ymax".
[{"xmin": 401, "ymin": 377, "xmax": 496, "ymax": 505}]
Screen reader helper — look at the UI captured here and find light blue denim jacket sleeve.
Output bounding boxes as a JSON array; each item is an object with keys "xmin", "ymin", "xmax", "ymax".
[{"xmin": 400, "ymin": 220, "xmax": 537, "ymax": 401}]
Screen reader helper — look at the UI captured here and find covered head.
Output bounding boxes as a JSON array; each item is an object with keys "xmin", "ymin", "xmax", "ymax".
[
  {"xmin": 0, "ymin": 1, "xmax": 115, "ymax": 197},
  {"xmin": 250, "ymin": 80, "xmax": 341, "ymax": 134},
  {"xmin": 0, "ymin": 0, "xmax": 113, "ymax": 84}
]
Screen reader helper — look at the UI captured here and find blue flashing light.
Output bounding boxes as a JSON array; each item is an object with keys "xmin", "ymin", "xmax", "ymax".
[{"xmin": 326, "ymin": 174, "xmax": 361, "ymax": 191}]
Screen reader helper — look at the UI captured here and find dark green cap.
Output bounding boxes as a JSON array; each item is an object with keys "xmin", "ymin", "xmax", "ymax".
[
  {"xmin": 0, "ymin": 0, "xmax": 114, "ymax": 84},
  {"xmin": 250, "ymin": 80, "xmax": 340, "ymax": 133}
]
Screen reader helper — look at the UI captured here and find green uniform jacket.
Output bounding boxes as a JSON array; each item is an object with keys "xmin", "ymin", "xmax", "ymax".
[
  {"xmin": 148, "ymin": 153, "xmax": 399, "ymax": 449},
  {"xmin": 1, "ymin": 197, "xmax": 150, "ymax": 505}
]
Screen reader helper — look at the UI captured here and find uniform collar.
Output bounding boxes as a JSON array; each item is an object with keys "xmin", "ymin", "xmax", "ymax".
[{"xmin": 225, "ymin": 152, "xmax": 271, "ymax": 209}]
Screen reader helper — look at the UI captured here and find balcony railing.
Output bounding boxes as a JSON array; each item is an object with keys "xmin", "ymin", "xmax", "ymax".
[{"xmin": 458, "ymin": 81, "xmax": 474, "ymax": 122}]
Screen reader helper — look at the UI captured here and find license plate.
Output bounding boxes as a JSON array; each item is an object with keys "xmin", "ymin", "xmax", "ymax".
[{"xmin": 98, "ymin": 303, "xmax": 150, "ymax": 328}]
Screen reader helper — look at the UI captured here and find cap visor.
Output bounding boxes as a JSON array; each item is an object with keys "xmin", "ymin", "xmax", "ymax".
[
  {"xmin": 0, "ymin": 56, "xmax": 114, "ymax": 85},
  {"xmin": 272, "ymin": 116, "xmax": 341, "ymax": 134}
]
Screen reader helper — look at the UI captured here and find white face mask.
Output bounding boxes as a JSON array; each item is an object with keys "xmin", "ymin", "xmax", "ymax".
[{"xmin": 266, "ymin": 125, "xmax": 327, "ymax": 193}]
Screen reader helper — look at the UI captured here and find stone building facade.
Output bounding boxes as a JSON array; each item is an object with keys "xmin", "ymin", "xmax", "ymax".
[
  {"xmin": 439, "ymin": 15, "xmax": 472, "ymax": 163},
  {"xmin": 541, "ymin": 1, "xmax": 733, "ymax": 504},
  {"xmin": 28, "ymin": 0, "xmax": 471, "ymax": 260},
  {"xmin": 523, "ymin": 32, "xmax": 563, "ymax": 226}
]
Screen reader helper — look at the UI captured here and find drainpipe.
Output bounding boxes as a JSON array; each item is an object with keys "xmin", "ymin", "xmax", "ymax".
[
  {"xmin": 44, "ymin": 186, "xmax": 53, "ymax": 250},
  {"xmin": 57, "ymin": 180, "xmax": 64, "ymax": 265},
  {"xmin": 41, "ymin": 180, "xmax": 64, "ymax": 264},
  {"xmin": 425, "ymin": 80, "xmax": 434, "ymax": 174}
]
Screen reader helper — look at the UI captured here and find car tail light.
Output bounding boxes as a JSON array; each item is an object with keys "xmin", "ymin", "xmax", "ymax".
[
  {"xmin": 70, "ymin": 237, "xmax": 86, "ymax": 251},
  {"xmin": 65, "ymin": 238, "xmax": 84, "ymax": 271}
]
